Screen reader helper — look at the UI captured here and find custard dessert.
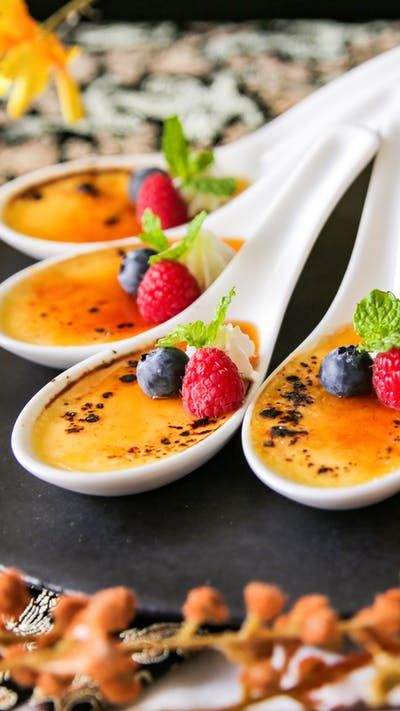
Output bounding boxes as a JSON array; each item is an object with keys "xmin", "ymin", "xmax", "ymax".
[
  {"xmin": 4, "ymin": 170, "xmax": 141, "ymax": 243},
  {"xmin": 3, "ymin": 115, "xmax": 250, "ymax": 244},
  {"xmin": 0, "ymin": 238, "xmax": 243, "ymax": 347},
  {"xmin": 32, "ymin": 321, "xmax": 257, "ymax": 472},
  {"xmin": 250, "ymin": 325, "xmax": 400, "ymax": 488}
]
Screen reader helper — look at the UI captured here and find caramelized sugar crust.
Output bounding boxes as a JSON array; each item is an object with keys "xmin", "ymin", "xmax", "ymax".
[
  {"xmin": 251, "ymin": 325, "xmax": 400, "ymax": 488},
  {"xmin": 4, "ymin": 170, "xmax": 250, "ymax": 244},
  {"xmin": 32, "ymin": 322, "xmax": 257, "ymax": 473},
  {"xmin": 4, "ymin": 170, "xmax": 141, "ymax": 243},
  {"xmin": 0, "ymin": 239, "xmax": 243, "ymax": 346}
]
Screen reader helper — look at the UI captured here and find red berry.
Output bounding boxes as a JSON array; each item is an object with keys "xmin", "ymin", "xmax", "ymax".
[
  {"xmin": 373, "ymin": 348, "xmax": 400, "ymax": 409},
  {"xmin": 182, "ymin": 347, "xmax": 245, "ymax": 418},
  {"xmin": 137, "ymin": 260, "xmax": 201, "ymax": 323},
  {"xmin": 136, "ymin": 173, "xmax": 188, "ymax": 229}
]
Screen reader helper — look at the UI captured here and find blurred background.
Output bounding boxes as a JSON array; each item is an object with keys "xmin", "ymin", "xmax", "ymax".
[{"xmin": 1, "ymin": 2, "xmax": 399, "ymax": 185}]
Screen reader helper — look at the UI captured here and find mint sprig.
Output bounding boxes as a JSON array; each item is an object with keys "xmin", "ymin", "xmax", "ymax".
[
  {"xmin": 137, "ymin": 209, "xmax": 169, "ymax": 252},
  {"xmin": 183, "ymin": 176, "xmax": 236, "ymax": 197},
  {"xmin": 354, "ymin": 289, "xmax": 400, "ymax": 352},
  {"xmin": 149, "ymin": 211, "xmax": 207, "ymax": 264},
  {"xmin": 157, "ymin": 287, "xmax": 236, "ymax": 348},
  {"xmin": 162, "ymin": 115, "xmax": 236, "ymax": 197}
]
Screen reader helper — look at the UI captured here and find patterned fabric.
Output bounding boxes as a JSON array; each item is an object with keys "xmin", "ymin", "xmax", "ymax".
[{"xmin": 1, "ymin": 19, "xmax": 400, "ymax": 185}]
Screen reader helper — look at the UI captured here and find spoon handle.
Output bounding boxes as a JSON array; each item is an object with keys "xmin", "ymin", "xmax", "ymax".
[
  {"xmin": 216, "ymin": 46, "xmax": 400, "ymax": 176},
  {"xmin": 199, "ymin": 125, "xmax": 378, "ymax": 365},
  {"xmin": 320, "ymin": 115, "xmax": 400, "ymax": 328}
]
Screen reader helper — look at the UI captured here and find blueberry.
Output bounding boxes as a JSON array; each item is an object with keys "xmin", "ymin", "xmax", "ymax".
[
  {"xmin": 137, "ymin": 347, "xmax": 189, "ymax": 398},
  {"xmin": 129, "ymin": 167, "xmax": 168, "ymax": 203},
  {"xmin": 319, "ymin": 345, "xmax": 373, "ymax": 397},
  {"xmin": 118, "ymin": 248, "xmax": 157, "ymax": 296}
]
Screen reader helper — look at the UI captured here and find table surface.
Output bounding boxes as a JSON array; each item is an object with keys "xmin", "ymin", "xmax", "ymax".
[{"xmin": 3, "ymin": 164, "xmax": 400, "ymax": 620}]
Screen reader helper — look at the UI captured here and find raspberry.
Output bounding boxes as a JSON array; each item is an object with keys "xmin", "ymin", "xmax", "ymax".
[
  {"xmin": 136, "ymin": 173, "xmax": 188, "ymax": 229},
  {"xmin": 182, "ymin": 347, "xmax": 245, "ymax": 418},
  {"xmin": 137, "ymin": 260, "xmax": 201, "ymax": 323},
  {"xmin": 373, "ymin": 348, "xmax": 400, "ymax": 409}
]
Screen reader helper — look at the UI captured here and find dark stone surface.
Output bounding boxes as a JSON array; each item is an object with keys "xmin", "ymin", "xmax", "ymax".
[{"xmin": 2, "ymin": 164, "xmax": 399, "ymax": 621}]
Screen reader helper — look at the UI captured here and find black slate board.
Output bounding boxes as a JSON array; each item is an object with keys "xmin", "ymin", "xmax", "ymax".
[{"xmin": 1, "ymin": 164, "xmax": 399, "ymax": 621}]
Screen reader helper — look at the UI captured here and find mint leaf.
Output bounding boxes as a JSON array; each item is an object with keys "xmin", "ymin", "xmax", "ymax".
[
  {"xmin": 157, "ymin": 321, "xmax": 208, "ymax": 349},
  {"xmin": 149, "ymin": 211, "xmax": 207, "ymax": 264},
  {"xmin": 162, "ymin": 116, "xmax": 190, "ymax": 180},
  {"xmin": 354, "ymin": 289, "xmax": 400, "ymax": 351},
  {"xmin": 206, "ymin": 287, "xmax": 235, "ymax": 344},
  {"xmin": 187, "ymin": 150, "xmax": 214, "ymax": 177},
  {"xmin": 157, "ymin": 288, "xmax": 236, "ymax": 349},
  {"xmin": 137, "ymin": 209, "xmax": 169, "ymax": 252},
  {"xmin": 183, "ymin": 176, "xmax": 236, "ymax": 197},
  {"xmin": 161, "ymin": 116, "xmax": 235, "ymax": 195}
]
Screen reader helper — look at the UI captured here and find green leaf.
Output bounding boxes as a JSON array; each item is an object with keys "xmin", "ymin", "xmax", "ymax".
[
  {"xmin": 183, "ymin": 176, "xmax": 236, "ymax": 196},
  {"xmin": 161, "ymin": 116, "xmax": 190, "ymax": 180},
  {"xmin": 161, "ymin": 115, "xmax": 235, "ymax": 194},
  {"xmin": 353, "ymin": 289, "xmax": 400, "ymax": 351},
  {"xmin": 149, "ymin": 211, "xmax": 207, "ymax": 264},
  {"xmin": 187, "ymin": 150, "xmax": 215, "ymax": 178},
  {"xmin": 206, "ymin": 287, "xmax": 236, "ymax": 344},
  {"xmin": 137, "ymin": 209, "xmax": 169, "ymax": 252},
  {"xmin": 157, "ymin": 288, "xmax": 236, "ymax": 349},
  {"xmin": 157, "ymin": 321, "xmax": 208, "ymax": 349}
]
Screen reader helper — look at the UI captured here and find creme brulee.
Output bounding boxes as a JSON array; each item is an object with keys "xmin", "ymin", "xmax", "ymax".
[
  {"xmin": 3, "ymin": 169, "xmax": 250, "ymax": 244},
  {"xmin": 32, "ymin": 322, "xmax": 257, "ymax": 472},
  {"xmin": 251, "ymin": 325, "xmax": 400, "ymax": 488},
  {"xmin": 4, "ymin": 170, "xmax": 141, "ymax": 243},
  {"xmin": 0, "ymin": 240, "xmax": 243, "ymax": 346}
]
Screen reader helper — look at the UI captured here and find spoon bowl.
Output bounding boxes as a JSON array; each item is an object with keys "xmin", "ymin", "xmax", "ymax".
[
  {"xmin": 0, "ymin": 121, "xmax": 378, "ymax": 371},
  {"xmin": 0, "ymin": 163, "xmax": 298, "ymax": 369},
  {"xmin": 242, "ymin": 118, "xmax": 400, "ymax": 510},
  {"xmin": 0, "ymin": 46, "xmax": 399, "ymax": 260},
  {"xmin": 11, "ymin": 125, "xmax": 378, "ymax": 495}
]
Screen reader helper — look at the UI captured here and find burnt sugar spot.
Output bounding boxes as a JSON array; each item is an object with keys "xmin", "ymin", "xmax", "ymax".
[
  {"xmin": 104, "ymin": 215, "xmax": 120, "ymax": 226},
  {"xmin": 77, "ymin": 182, "xmax": 100, "ymax": 197},
  {"xmin": 259, "ymin": 407, "xmax": 282, "ymax": 419},
  {"xmin": 119, "ymin": 374, "xmax": 137, "ymax": 383},
  {"xmin": 21, "ymin": 187, "xmax": 43, "ymax": 201}
]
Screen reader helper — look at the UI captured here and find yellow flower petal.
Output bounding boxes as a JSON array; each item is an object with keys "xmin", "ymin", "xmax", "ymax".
[
  {"xmin": 55, "ymin": 68, "xmax": 85, "ymax": 123},
  {"xmin": 0, "ymin": 0, "xmax": 39, "ymax": 53},
  {"xmin": 7, "ymin": 63, "xmax": 50, "ymax": 119},
  {"xmin": 0, "ymin": 75, "xmax": 11, "ymax": 96},
  {"xmin": 0, "ymin": 2, "xmax": 86, "ymax": 123}
]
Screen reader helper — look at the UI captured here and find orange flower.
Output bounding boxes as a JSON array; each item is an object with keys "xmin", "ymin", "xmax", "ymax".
[
  {"xmin": 352, "ymin": 588, "xmax": 400, "ymax": 643},
  {"xmin": 275, "ymin": 594, "xmax": 340, "ymax": 646},
  {"xmin": 244, "ymin": 582, "xmax": 287, "ymax": 622},
  {"xmin": 0, "ymin": 567, "xmax": 31, "ymax": 619},
  {"xmin": 240, "ymin": 660, "xmax": 278, "ymax": 699},
  {"xmin": 182, "ymin": 586, "xmax": 230, "ymax": 625},
  {"xmin": 0, "ymin": 0, "xmax": 86, "ymax": 122},
  {"xmin": 86, "ymin": 653, "xmax": 141, "ymax": 704},
  {"xmin": 76, "ymin": 587, "xmax": 137, "ymax": 634},
  {"xmin": 5, "ymin": 643, "xmax": 38, "ymax": 688},
  {"xmin": 52, "ymin": 593, "xmax": 89, "ymax": 633},
  {"xmin": 36, "ymin": 672, "xmax": 72, "ymax": 698}
]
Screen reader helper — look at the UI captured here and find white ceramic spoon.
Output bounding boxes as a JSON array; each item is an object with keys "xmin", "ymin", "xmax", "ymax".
[
  {"xmin": 0, "ymin": 116, "xmax": 380, "ymax": 371},
  {"xmin": 0, "ymin": 150, "xmax": 347, "ymax": 370},
  {"xmin": 242, "ymin": 118, "xmax": 400, "ymax": 511},
  {"xmin": 0, "ymin": 46, "xmax": 398, "ymax": 260},
  {"xmin": 11, "ymin": 125, "xmax": 378, "ymax": 496}
]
